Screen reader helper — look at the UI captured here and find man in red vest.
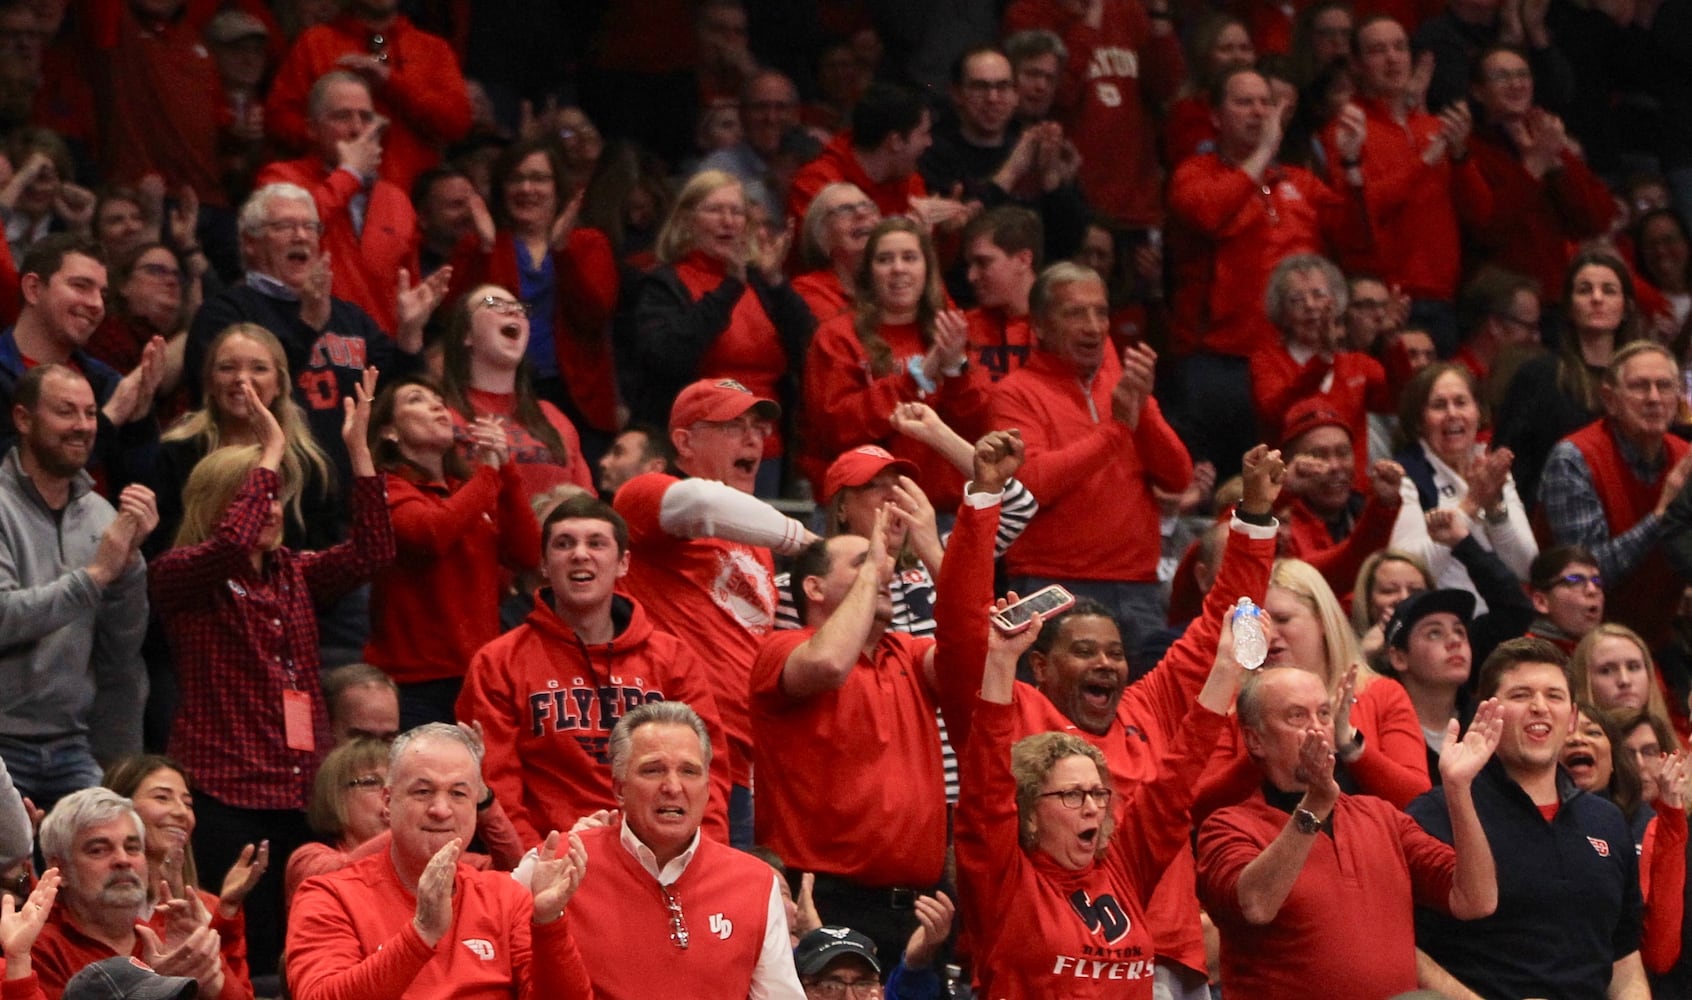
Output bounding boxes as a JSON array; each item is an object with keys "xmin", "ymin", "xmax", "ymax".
[{"xmin": 1540, "ymin": 342, "xmax": 1692, "ymax": 647}]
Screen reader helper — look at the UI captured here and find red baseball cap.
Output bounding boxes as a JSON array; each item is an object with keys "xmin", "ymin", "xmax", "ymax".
[
  {"xmin": 668, "ymin": 378, "xmax": 780, "ymax": 432},
  {"xmin": 822, "ymin": 445, "xmax": 919, "ymax": 501},
  {"xmin": 1279, "ymin": 398, "xmax": 1350, "ymax": 449}
]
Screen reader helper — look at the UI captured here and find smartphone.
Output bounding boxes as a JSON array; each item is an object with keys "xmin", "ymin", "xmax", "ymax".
[{"xmin": 991, "ymin": 585, "xmax": 1076, "ymax": 635}]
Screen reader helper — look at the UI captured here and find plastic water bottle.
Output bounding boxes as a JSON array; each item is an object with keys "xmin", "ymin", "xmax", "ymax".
[{"xmin": 1232, "ymin": 597, "xmax": 1267, "ymax": 670}]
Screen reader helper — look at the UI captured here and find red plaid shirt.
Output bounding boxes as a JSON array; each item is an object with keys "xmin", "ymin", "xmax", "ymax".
[{"xmin": 150, "ymin": 469, "xmax": 394, "ymax": 810}]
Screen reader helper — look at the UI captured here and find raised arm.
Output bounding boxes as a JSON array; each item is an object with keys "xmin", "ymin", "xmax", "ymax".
[
  {"xmin": 1226, "ymin": 730, "xmax": 1339, "ymax": 925},
  {"xmin": 780, "ymin": 507, "xmax": 895, "ymax": 698},
  {"xmin": 1435, "ymin": 699, "xmax": 1502, "ymax": 919}
]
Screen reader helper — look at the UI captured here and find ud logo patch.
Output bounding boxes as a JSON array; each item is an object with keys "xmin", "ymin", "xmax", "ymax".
[
  {"xmin": 1068, "ymin": 890, "xmax": 1131, "ymax": 945},
  {"xmin": 462, "ymin": 938, "xmax": 496, "ymax": 960},
  {"xmin": 709, "ymin": 913, "xmax": 733, "ymax": 940},
  {"xmin": 1588, "ymin": 836, "xmax": 1610, "ymax": 858}
]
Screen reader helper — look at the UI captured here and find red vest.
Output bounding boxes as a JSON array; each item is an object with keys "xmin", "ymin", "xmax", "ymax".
[
  {"xmin": 1566, "ymin": 419, "xmax": 1691, "ymax": 646},
  {"xmin": 574, "ymin": 825, "xmax": 771, "ymax": 1000}
]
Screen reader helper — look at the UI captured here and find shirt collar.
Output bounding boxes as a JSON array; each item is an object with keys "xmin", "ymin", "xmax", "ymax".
[
  {"xmin": 619, "ymin": 820, "xmax": 701, "ymax": 885},
  {"xmin": 245, "ymin": 271, "xmax": 300, "ymax": 301}
]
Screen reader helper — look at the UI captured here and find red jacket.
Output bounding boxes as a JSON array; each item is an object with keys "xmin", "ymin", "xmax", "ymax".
[
  {"xmin": 1459, "ymin": 128, "xmax": 1616, "ymax": 303},
  {"xmin": 1163, "ymin": 94, "xmax": 1216, "ymax": 165},
  {"xmin": 751, "ymin": 629, "xmax": 945, "ymax": 887},
  {"xmin": 1199, "ymin": 790, "xmax": 1458, "ymax": 998},
  {"xmin": 449, "ymin": 389, "xmax": 596, "ymax": 499},
  {"xmin": 1564, "ymin": 419, "xmax": 1691, "ymax": 647},
  {"xmin": 990, "ymin": 348, "xmax": 1192, "ymax": 582},
  {"xmin": 84, "ymin": 2, "xmax": 226, "ymax": 203},
  {"xmin": 1323, "ymin": 96, "xmax": 1490, "ymax": 301},
  {"xmin": 788, "ymin": 132, "xmax": 928, "ymax": 223},
  {"xmin": 934, "ymin": 498, "xmax": 1277, "ymax": 975},
  {"xmin": 286, "ymin": 850, "xmax": 591, "ymax": 1000},
  {"xmin": 34, "ymin": 895, "xmax": 253, "ymax": 1000},
  {"xmin": 447, "ymin": 229, "xmax": 621, "ymax": 433},
  {"xmin": 266, "ymin": 15, "xmax": 472, "ymax": 190},
  {"xmin": 456, "ymin": 591, "xmax": 732, "ymax": 848},
  {"xmin": 803, "ymin": 312, "xmax": 992, "ymax": 509},
  {"xmin": 257, "ymin": 157, "xmax": 420, "ymax": 334},
  {"xmin": 1169, "ymin": 154, "xmax": 1370, "ymax": 358},
  {"xmin": 364, "ymin": 463, "xmax": 537, "ymax": 684},
  {"xmin": 1249, "ymin": 347, "xmax": 1392, "ymax": 487},
  {"xmin": 1003, "ymin": 0, "xmax": 1184, "ymax": 227},
  {"xmin": 1280, "ymin": 492, "xmax": 1402, "ymax": 601}
]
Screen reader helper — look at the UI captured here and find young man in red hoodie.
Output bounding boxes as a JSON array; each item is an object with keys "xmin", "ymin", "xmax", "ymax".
[{"xmin": 456, "ymin": 494, "xmax": 730, "ymax": 849}]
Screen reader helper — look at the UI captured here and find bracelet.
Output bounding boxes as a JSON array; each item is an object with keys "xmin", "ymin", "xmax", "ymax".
[{"xmin": 906, "ymin": 356, "xmax": 938, "ymax": 395}]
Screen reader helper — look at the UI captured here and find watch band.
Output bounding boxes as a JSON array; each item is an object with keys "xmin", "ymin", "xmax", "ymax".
[{"xmin": 1294, "ymin": 807, "xmax": 1323, "ymax": 834}]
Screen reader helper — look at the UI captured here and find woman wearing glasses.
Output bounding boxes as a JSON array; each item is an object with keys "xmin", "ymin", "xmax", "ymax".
[
  {"xmin": 446, "ymin": 137, "xmax": 622, "ymax": 448},
  {"xmin": 954, "ymin": 597, "xmax": 1243, "ymax": 999},
  {"xmin": 362, "ymin": 372, "xmax": 540, "ymax": 729},
  {"xmin": 791, "ymin": 182, "xmax": 880, "ymax": 325},
  {"xmin": 627, "ymin": 170, "xmax": 814, "ymax": 494},
  {"xmin": 438, "ymin": 284, "xmax": 595, "ymax": 496},
  {"xmin": 283, "ymin": 738, "xmax": 389, "ymax": 905}
]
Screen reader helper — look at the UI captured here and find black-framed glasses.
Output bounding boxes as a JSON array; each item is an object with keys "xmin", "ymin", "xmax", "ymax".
[
  {"xmin": 345, "ymin": 774, "xmax": 384, "ymax": 790},
  {"xmin": 476, "ymin": 296, "xmax": 532, "ymax": 318},
  {"xmin": 1553, "ymin": 572, "xmax": 1603, "ymax": 590},
  {"xmin": 808, "ymin": 979, "xmax": 884, "ymax": 999},
  {"xmin": 662, "ymin": 885, "xmax": 688, "ymax": 949},
  {"xmin": 1039, "ymin": 787, "xmax": 1112, "ymax": 809},
  {"xmin": 134, "ymin": 262, "xmax": 183, "ymax": 281}
]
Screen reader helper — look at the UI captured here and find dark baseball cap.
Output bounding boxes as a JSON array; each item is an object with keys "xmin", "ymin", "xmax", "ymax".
[
  {"xmin": 794, "ymin": 926, "xmax": 881, "ymax": 977},
  {"xmin": 1385, "ymin": 588, "xmax": 1476, "ymax": 650},
  {"xmin": 63, "ymin": 958, "xmax": 197, "ymax": 1000}
]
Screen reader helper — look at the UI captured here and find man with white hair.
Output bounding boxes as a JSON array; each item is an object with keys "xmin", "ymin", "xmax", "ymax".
[
  {"xmin": 33, "ymin": 787, "xmax": 243, "ymax": 1000},
  {"xmin": 184, "ymin": 182, "xmax": 445, "ymax": 492},
  {"xmin": 287, "ymin": 723, "xmax": 592, "ymax": 1000}
]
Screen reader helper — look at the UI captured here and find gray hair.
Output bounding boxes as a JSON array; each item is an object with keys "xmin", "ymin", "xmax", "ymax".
[
  {"xmin": 1265, "ymin": 253, "xmax": 1348, "ymax": 328},
  {"xmin": 608, "ymin": 702, "xmax": 713, "ymax": 779},
  {"xmin": 39, "ymin": 788, "xmax": 143, "ymax": 865},
  {"xmin": 238, "ymin": 183, "xmax": 318, "ymax": 236},
  {"xmin": 388, "ymin": 722, "xmax": 486, "ymax": 791},
  {"xmin": 1004, "ymin": 28, "xmax": 1068, "ymax": 68},
  {"xmin": 307, "ymin": 69, "xmax": 371, "ymax": 121},
  {"xmin": 1030, "ymin": 261, "xmax": 1104, "ymax": 330},
  {"xmin": 800, "ymin": 182, "xmax": 871, "ymax": 270}
]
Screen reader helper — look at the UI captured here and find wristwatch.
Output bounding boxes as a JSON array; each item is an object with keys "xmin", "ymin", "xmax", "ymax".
[{"xmin": 1293, "ymin": 807, "xmax": 1324, "ymax": 834}]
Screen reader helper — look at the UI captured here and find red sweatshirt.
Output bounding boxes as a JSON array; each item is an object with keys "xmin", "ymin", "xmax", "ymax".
[
  {"xmin": 990, "ymin": 348, "xmax": 1192, "ymax": 582},
  {"xmin": 673, "ymin": 251, "xmax": 793, "ymax": 458},
  {"xmin": 364, "ymin": 463, "xmax": 538, "ymax": 684},
  {"xmin": 803, "ymin": 312, "xmax": 991, "ymax": 510},
  {"xmin": 256, "ymin": 158, "xmax": 420, "ymax": 335},
  {"xmin": 33, "ymin": 896, "xmax": 253, "ymax": 1000},
  {"xmin": 1163, "ymin": 95, "xmax": 1216, "ymax": 165},
  {"xmin": 446, "ymin": 229, "xmax": 621, "ymax": 434},
  {"xmin": 964, "ymin": 308, "xmax": 1034, "ymax": 382},
  {"xmin": 792, "ymin": 269, "xmax": 851, "ymax": 326},
  {"xmin": 613, "ymin": 472, "xmax": 779, "ymax": 788},
  {"xmin": 265, "ymin": 15, "xmax": 472, "ymax": 191},
  {"xmin": 934, "ymin": 497, "xmax": 1277, "ymax": 976},
  {"xmin": 1003, "ymin": 0, "xmax": 1184, "ymax": 227},
  {"xmin": 1168, "ymin": 154, "xmax": 1370, "ymax": 358},
  {"xmin": 1279, "ymin": 492, "xmax": 1402, "ymax": 601},
  {"xmin": 1322, "ymin": 96, "xmax": 1490, "ymax": 302},
  {"xmin": 455, "ymin": 591, "xmax": 732, "ymax": 848},
  {"xmin": 1198, "ymin": 789, "xmax": 1458, "ymax": 999},
  {"xmin": 286, "ymin": 850, "xmax": 591, "ymax": 1000},
  {"xmin": 788, "ymin": 133, "xmax": 929, "ymax": 223},
  {"xmin": 449, "ymin": 389, "xmax": 595, "ymax": 499},
  {"xmin": 1460, "ymin": 129, "xmax": 1616, "ymax": 303},
  {"xmin": 957, "ymin": 696, "xmax": 1227, "ymax": 998},
  {"xmin": 751, "ymin": 629, "xmax": 944, "ymax": 887}
]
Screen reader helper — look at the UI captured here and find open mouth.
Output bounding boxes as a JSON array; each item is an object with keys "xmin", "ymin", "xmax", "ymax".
[
  {"xmin": 1564, "ymin": 749, "xmax": 1596, "ymax": 769},
  {"xmin": 1078, "ymin": 826, "xmax": 1099, "ymax": 847},
  {"xmin": 655, "ymin": 805, "xmax": 687, "ymax": 820},
  {"xmin": 733, "ymin": 457, "xmax": 758, "ymax": 475},
  {"xmin": 499, "ymin": 321, "xmax": 523, "ymax": 340},
  {"xmin": 285, "ymin": 247, "xmax": 312, "ymax": 264},
  {"xmin": 567, "ymin": 570, "xmax": 595, "ymax": 584},
  {"xmin": 1523, "ymin": 721, "xmax": 1553, "ymax": 741},
  {"xmin": 1080, "ymin": 677, "xmax": 1118, "ymax": 712}
]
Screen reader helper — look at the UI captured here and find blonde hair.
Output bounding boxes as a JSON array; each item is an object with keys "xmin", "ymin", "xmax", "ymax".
[
  {"xmin": 164, "ymin": 324, "xmax": 333, "ymax": 526},
  {"xmin": 655, "ymin": 170, "xmax": 746, "ymax": 265},
  {"xmin": 1571, "ymin": 623, "xmax": 1679, "ymax": 747},
  {"xmin": 1011, "ymin": 731, "xmax": 1114, "ymax": 860},
  {"xmin": 174, "ymin": 445, "xmax": 263, "ymax": 548},
  {"xmin": 1350, "ymin": 549, "xmax": 1434, "ymax": 637},
  {"xmin": 1271, "ymin": 558, "xmax": 1380, "ymax": 692},
  {"xmin": 307, "ymin": 738, "xmax": 390, "ymax": 840}
]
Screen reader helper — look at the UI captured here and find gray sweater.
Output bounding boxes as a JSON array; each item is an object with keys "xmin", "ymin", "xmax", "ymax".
[{"xmin": 0, "ymin": 448, "xmax": 147, "ymax": 761}]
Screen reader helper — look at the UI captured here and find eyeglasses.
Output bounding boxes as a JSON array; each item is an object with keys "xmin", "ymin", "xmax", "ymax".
[
  {"xmin": 662, "ymin": 885, "xmax": 688, "ymax": 949},
  {"xmin": 134, "ymin": 262, "xmax": 183, "ymax": 280},
  {"xmin": 476, "ymin": 295, "xmax": 532, "ymax": 318},
  {"xmin": 1484, "ymin": 68, "xmax": 1533, "ymax": 84},
  {"xmin": 808, "ymin": 979, "xmax": 884, "ymax": 999},
  {"xmin": 1552, "ymin": 572, "xmax": 1603, "ymax": 590},
  {"xmin": 1629, "ymin": 745, "xmax": 1664, "ymax": 764},
  {"xmin": 695, "ymin": 202, "xmax": 747, "ymax": 220},
  {"xmin": 261, "ymin": 220, "xmax": 324, "ymax": 236},
  {"xmin": 1039, "ymin": 787, "xmax": 1113, "ymax": 809},
  {"xmin": 826, "ymin": 199, "xmax": 876, "ymax": 219},
  {"xmin": 345, "ymin": 774, "xmax": 384, "ymax": 790}
]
